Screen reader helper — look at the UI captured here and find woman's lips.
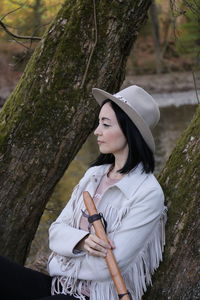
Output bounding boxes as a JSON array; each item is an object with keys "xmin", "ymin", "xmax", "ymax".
[{"xmin": 97, "ymin": 140, "xmax": 104, "ymax": 144}]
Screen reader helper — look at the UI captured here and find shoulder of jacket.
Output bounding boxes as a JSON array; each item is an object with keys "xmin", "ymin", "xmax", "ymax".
[
  {"xmin": 145, "ymin": 173, "xmax": 163, "ymax": 190},
  {"xmin": 149, "ymin": 174, "xmax": 164, "ymax": 197},
  {"xmin": 134, "ymin": 173, "xmax": 165, "ymax": 204}
]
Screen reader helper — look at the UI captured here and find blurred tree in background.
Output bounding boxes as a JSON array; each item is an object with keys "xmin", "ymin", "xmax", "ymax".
[
  {"xmin": 0, "ymin": 0, "xmax": 62, "ymax": 37},
  {"xmin": 126, "ymin": 0, "xmax": 200, "ymax": 74},
  {"xmin": 0, "ymin": 0, "xmax": 63, "ymax": 89},
  {"xmin": 175, "ymin": 0, "xmax": 200, "ymax": 60}
]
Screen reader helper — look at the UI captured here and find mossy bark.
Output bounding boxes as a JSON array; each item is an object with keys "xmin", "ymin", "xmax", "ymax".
[
  {"xmin": 0, "ymin": 0, "xmax": 152, "ymax": 264},
  {"xmin": 144, "ymin": 105, "xmax": 200, "ymax": 299}
]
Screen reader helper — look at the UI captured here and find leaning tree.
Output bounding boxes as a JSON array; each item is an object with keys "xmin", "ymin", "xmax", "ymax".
[
  {"xmin": 0, "ymin": 0, "xmax": 153, "ymax": 264},
  {"xmin": 144, "ymin": 104, "xmax": 200, "ymax": 299}
]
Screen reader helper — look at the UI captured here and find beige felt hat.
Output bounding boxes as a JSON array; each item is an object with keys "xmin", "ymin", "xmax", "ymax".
[{"xmin": 92, "ymin": 85, "xmax": 160, "ymax": 153}]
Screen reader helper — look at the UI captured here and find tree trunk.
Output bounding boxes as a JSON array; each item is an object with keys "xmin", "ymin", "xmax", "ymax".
[
  {"xmin": 0, "ymin": 0, "xmax": 152, "ymax": 264},
  {"xmin": 144, "ymin": 104, "xmax": 200, "ymax": 299},
  {"xmin": 149, "ymin": 0, "xmax": 162, "ymax": 73},
  {"xmin": 32, "ymin": 0, "xmax": 44, "ymax": 36}
]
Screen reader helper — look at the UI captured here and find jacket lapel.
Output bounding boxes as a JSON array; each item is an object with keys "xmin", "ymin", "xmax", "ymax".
[
  {"xmin": 83, "ymin": 163, "xmax": 149, "ymax": 200},
  {"xmin": 114, "ymin": 163, "xmax": 148, "ymax": 199}
]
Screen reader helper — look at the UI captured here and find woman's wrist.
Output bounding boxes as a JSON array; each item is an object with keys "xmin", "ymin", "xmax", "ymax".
[{"xmin": 75, "ymin": 234, "xmax": 90, "ymax": 251}]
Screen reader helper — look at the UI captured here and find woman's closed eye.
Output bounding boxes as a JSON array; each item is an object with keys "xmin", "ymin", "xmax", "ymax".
[{"xmin": 103, "ymin": 123, "xmax": 110, "ymax": 127}]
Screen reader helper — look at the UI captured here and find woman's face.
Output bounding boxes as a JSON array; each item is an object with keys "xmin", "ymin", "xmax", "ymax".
[{"xmin": 94, "ymin": 102, "xmax": 128, "ymax": 156}]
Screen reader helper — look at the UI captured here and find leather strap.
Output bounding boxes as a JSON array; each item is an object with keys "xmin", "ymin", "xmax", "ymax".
[
  {"xmin": 118, "ymin": 291, "xmax": 132, "ymax": 299},
  {"xmin": 81, "ymin": 210, "xmax": 107, "ymax": 233}
]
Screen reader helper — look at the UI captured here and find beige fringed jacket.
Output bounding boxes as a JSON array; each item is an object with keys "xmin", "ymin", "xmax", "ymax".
[{"xmin": 47, "ymin": 163, "xmax": 167, "ymax": 300}]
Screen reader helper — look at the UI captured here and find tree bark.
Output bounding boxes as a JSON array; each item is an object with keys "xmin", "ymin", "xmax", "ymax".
[
  {"xmin": 144, "ymin": 104, "xmax": 200, "ymax": 299},
  {"xmin": 0, "ymin": 0, "xmax": 152, "ymax": 264}
]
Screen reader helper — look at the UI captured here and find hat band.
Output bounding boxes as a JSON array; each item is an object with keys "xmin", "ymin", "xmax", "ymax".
[{"xmin": 113, "ymin": 94, "xmax": 132, "ymax": 108}]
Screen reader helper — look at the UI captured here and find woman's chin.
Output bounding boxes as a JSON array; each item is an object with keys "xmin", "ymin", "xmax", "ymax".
[
  {"xmin": 98, "ymin": 145, "xmax": 113, "ymax": 154},
  {"xmin": 100, "ymin": 150, "xmax": 111, "ymax": 155},
  {"xmin": 99, "ymin": 147, "xmax": 108, "ymax": 154}
]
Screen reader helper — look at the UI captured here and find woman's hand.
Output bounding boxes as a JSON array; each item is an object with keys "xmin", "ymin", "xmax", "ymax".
[{"xmin": 76, "ymin": 234, "xmax": 115, "ymax": 258}]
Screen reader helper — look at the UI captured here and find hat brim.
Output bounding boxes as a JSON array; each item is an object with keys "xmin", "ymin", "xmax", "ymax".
[{"xmin": 92, "ymin": 88, "xmax": 155, "ymax": 153}]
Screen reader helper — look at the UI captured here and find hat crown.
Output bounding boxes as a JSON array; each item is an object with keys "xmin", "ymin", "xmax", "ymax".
[{"xmin": 114, "ymin": 85, "xmax": 160, "ymax": 129}]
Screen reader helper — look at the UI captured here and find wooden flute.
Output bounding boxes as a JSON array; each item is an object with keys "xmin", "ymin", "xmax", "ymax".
[{"xmin": 83, "ymin": 191, "xmax": 131, "ymax": 300}]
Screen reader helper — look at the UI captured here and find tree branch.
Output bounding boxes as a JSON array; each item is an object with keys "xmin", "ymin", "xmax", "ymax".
[
  {"xmin": 0, "ymin": 20, "xmax": 41, "ymax": 41},
  {"xmin": 192, "ymin": 71, "xmax": 200, "ymax": 104},
  {"xmin": 0, "ymin": 5, "xmax": 24, "ymax": 21},
  {"xmin": 8, "ymin": 0, "xmax": 33, "ymax": 9}
]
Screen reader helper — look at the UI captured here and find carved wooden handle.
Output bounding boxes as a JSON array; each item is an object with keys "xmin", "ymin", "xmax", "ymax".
[{"xmin": 83, "ymin": 191, "xmax": 131, "ymax": 300}]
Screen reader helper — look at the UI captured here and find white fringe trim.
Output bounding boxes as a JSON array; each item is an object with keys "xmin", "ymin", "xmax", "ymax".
[
  {"xmin": 123, "ymin": 207, "xmax": 167, "ymax": 300},
  {"xmin": 51, "ymin": 207, "xmax": 167, "ymax": 300},
  {"xmin": 100, "ymin": 203, "xmax": 130, "ymax": 234},
  {"xmin": 51, "ymin": 276, "xmax": 90, "ymax": 300}
]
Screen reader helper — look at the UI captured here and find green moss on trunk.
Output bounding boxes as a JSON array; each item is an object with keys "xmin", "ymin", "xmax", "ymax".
[{"xmin": 144, "ymin": 105, "xmax": 200, "ymax": 299}]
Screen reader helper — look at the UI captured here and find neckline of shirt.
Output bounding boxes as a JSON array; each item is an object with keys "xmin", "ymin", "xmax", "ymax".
[{"xmin": 105, "ymin": 172, "xmax": 121, "ymax": 183}]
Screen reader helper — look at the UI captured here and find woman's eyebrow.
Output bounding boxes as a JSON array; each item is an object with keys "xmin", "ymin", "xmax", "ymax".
[{"xmin": 99, "ymin": 117, "xmax": 111, "ymax": 121}]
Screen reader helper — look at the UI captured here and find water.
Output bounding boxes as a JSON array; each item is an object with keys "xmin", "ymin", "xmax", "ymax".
[
  {"xmin": 153, "ymin": 90, "xmax": 199, "ymax": 107},
  {"xmin": 26, "ymin": 91, "xmax": 198, "ymax": 269},
  {"xmin": 152, "ymin": 89, "xmax": 199, "ymax": 174},
  {"xmin": 153, "ymin": 104, "xmax": 197, "ymax": 174}
]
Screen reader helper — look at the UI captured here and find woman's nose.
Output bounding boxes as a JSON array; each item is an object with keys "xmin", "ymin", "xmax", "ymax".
[{"xmin": 94, "ymin": 124, "xmax": 101, "ymax": 136}]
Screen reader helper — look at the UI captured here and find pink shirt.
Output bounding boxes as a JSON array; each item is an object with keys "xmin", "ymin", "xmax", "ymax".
[{"xmin": 79, "ymin": 173, "xmax": 120, "ymax": 296}]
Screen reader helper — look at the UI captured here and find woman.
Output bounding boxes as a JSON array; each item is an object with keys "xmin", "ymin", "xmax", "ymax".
[
  {"xmin": 47, "ymin": 85, "xmax": 167, "ymax": 300},
  {"xmin": 0, "ymin": 85, "xmax": 167, "ymax": 300}
]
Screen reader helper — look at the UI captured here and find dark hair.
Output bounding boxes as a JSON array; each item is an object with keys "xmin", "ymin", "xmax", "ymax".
[{"xmin": 90, "ymin": 99, "xmax": 155, "ymax": 174}]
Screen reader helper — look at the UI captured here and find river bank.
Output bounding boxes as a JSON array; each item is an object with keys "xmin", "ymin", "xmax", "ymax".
[
  {"xmin": 123, "ymin": 71, "xmax": 199, "ymax": 93},
  {"xmin": 0, "ymin": 69, "xmax": 199, "ymax": 108},
  {"xmin": 123, "ymin": 71, "xmax": 200, "ymax": 107}
]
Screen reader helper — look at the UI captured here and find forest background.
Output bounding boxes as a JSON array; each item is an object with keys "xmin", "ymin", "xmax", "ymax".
[
  {"xmin": 0, "ymin": 0, "xmax": 199, "ymax": 276},
  {"xmin": 1, "ymin": 0, "xmax": 199, "ymax": 106}
]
